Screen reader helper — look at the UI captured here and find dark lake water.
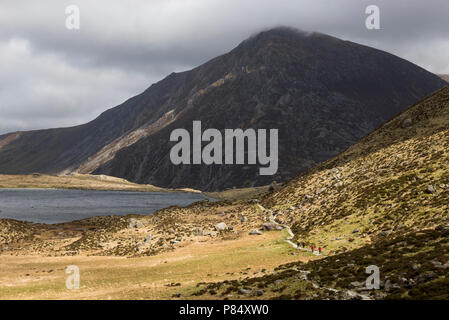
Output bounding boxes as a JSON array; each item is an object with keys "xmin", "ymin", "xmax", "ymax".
[{"xmin": 0, "ymin": 188, "xmax": 209, "ymax": 224}]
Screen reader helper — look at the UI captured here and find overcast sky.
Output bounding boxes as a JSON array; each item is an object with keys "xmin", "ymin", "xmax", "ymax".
[{"xmin": 0, "ymin": 0, "xmax": 448, "ymax": 134}]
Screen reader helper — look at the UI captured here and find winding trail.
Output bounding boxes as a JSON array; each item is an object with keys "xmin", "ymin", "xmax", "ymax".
[
  {"xmin": 284, "ymin": 226, "xmax": 321, "ymax": 255},
  {"xmin": 256, "ymin": 203, "xmax": 321, "ymax": 256}
]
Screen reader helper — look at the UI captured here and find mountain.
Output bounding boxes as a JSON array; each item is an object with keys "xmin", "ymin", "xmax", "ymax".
[
  {"xmin": 440, "ymin": 74, "xmax": 449, "ymax": 82},
  {"xmin": 0, "ymin": 27, "xmax": 447, "ymax": 191}
]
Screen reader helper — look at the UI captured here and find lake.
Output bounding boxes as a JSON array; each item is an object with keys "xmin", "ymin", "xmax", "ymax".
[{"xmin": 0, "ymin": 188, "xmax": 210, "ymax": 224}]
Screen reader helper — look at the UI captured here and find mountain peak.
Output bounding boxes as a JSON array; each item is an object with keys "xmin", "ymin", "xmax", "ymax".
[
  {"xmin": 0, "ymin": 31, "xmax": 446, "ymax": 191},
  {"xmin": 238, "ymin": 26, "xmax": 321, "ymax": 49}
]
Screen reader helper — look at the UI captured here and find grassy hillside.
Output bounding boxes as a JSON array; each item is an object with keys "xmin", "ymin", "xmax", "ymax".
[
  {"xmin": 263, "ymin": 86, "xmax": 449, "ymax": 254},
  {"xmin": 191, "ymin": 227, "xmax": 449, "ymax": 300}
]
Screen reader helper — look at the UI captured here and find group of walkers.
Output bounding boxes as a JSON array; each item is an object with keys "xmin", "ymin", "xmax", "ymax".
[{"xmin": 297, "ymin": 241, "xmax": 322, "ymax": 255}]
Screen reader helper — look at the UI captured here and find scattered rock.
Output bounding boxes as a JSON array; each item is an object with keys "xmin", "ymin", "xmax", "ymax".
[
  {"xmin": 262, "ymin": 222, "xmax": 284, "ymax": 231},
  {"xmin": 334, "ymin": 181, "xmax": 344, "ymax": 188},
  {"xmin": 255, "ymin": 290, "xmax": 264, "ymax": 297},
  {"xmin": 128, "ymin": 218, "xmax": 144, "ymax": 229},
  {"xmin": 426, "ymin": 185, "xmax": 437, "ymax": 194},
  {"xmin": 240, "ymin": 216, "xmax": 248, "ymax": 223},
  {"xmin": 384, "ymin": 279, "xmax": 400, "ymax": 291},
  {"xmin": 350, "ymin": 281, "xmax": 365, "ymax": 288},
  {"xmin": 249, "ymin": 230, "xmax": 262, "ymax": 235},
  {"xmin": 298, "ymin": 270, "xmax": 310, "ymax": 281},
  {"xmin": 378, "ymin": 230, "xmax": 391, "ymax": 237},
  {"xmin": 401, "ymin": 118, "xmax": 413, "ymax": 128},
  {"xmin": 215, "ymin": 222, "xmax": 227, "ymax": 231},
  {"xmin": 417, "ymin": 271, "xmax": 437, "ymax": 284},
  {"xmin": 410, "ymin": 263, "xmax": 420, "ymax": 271},
  {"xmin": 431, "ymin": 260, "xmax": 448, "ymax": 269},
  {"xmin": 239, "ymin": 288, "xmax": 251, "ymax": 295},
  {"xmin": 275, "ymin": 280, "xmax": 283, "ymax": 285}
]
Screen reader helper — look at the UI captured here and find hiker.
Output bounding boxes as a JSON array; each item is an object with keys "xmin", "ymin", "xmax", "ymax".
[
  {"xmin": 302, "ymin": 241, "xmax": 305, "ymax": 248},
  {"xmin": 311, "ymin": 245, "xmax": 314, "ymax": 253},
  {"xmin": 297, "ymin": 241, "xmax": 301, "ymax": 249},
  {"xmin": 318, "ymin": 247, "xmax": 322, "ymax": 254}
]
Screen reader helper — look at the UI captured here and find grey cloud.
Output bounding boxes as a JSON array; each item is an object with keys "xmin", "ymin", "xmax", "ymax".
[{"xmin": 0, "ymin": 0, "xmax": 448, "ymax": 134}]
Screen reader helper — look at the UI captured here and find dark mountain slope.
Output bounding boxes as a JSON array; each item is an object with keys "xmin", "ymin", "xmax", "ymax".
[{"xmin": 93, "ymin": 28, "xmax": 447, "ymax": 190}]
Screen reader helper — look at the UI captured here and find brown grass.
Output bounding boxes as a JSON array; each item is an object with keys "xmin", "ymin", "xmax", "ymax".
[
  {"xmin": 0, "ymin": 231, "xmax": 307, "ymax": 300},
  {"xmin": 0, "ymin": 173, "xmax": 195, "ymax": 193}
]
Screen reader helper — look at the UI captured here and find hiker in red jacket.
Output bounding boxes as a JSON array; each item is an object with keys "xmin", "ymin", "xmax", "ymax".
[
  {"xmin": 318, "ymin": 247, "xmax": 322, "ymax": 254},
  {"xmin": 311, "ymin": 245, "xmax": 314, "ymax": 253}
]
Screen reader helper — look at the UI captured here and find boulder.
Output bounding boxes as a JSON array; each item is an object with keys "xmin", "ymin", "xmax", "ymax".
[
  {"xmin": 417, "ymin": 271, "xmax": 437, "ymax": 284},
  {"xmin": 262, "ymin": 222, "xmax": 284, "ymax": 231},
  {"xmin": 249, "ymin": 230, "xmax": 262, "ymax": 235},
  {"xmin": 128, "ymin": 218, "xmax": 144, "ymax": 229},
  {"xmin": 215, "ymin": 222, "xmax": 227, "ymax": 231},
  {"xmin": 255, "ymin": 290, "xmax": 264, "ymax": 297},
  {"xmin": 334, "ymin": 181, "xmax": 344, "ymax": 188},
  {"xmin": 401, "ymin": 118, "xmax": 413, "ymax": 128},
  {"xmin": 239, "ymin": 288, "xmax": 251, "ymax": 295},
  {"xmin": 426, "ymin": 184, "xmax": 437, "ymax": 194}
]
